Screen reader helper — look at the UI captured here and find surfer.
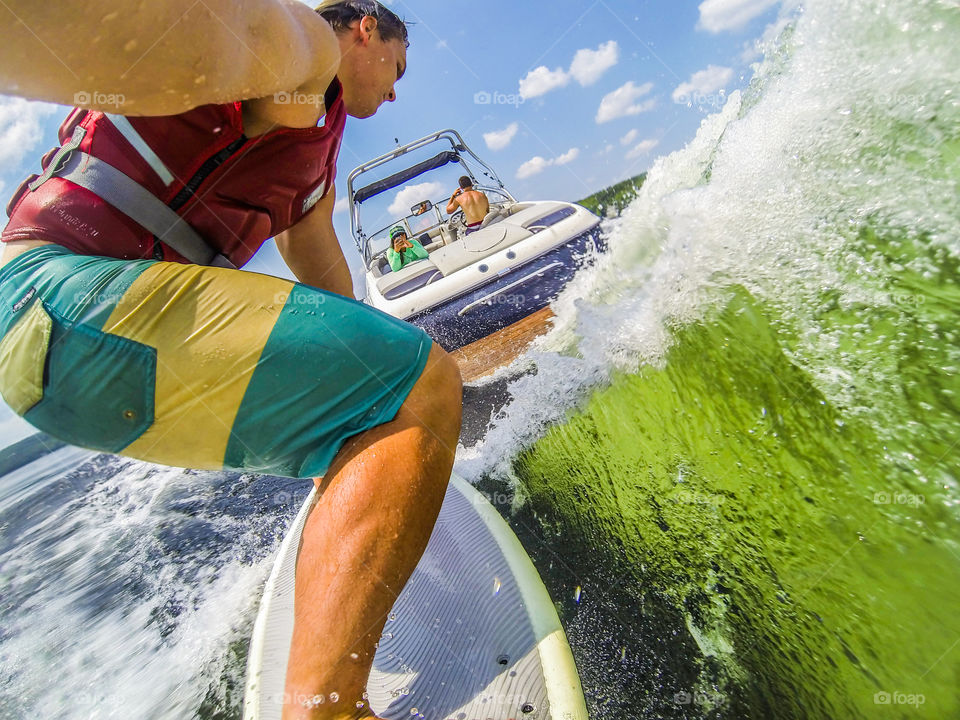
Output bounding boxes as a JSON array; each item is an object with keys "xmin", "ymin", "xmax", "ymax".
[
  {"xmin": 446, "ymin": 176, "xmax": 490, "ymax": 233},
  {"xmin": 0, "ymin": 1, "xmax": 461, "ymax": 718}
]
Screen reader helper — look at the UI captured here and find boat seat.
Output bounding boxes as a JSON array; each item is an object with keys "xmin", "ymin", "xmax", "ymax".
[
  {"xmin": 479, "ymin": 207, "xmax": 508, "ymax": 229},
  {"xmin": 376, "ymin": 259, "xmax": 443, "ymax": 299}
]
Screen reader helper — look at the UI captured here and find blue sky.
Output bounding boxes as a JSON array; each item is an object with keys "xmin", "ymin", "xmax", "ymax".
[{"xmin": 0, "ymin": 0, "xmax": 784, "ymax": 443}]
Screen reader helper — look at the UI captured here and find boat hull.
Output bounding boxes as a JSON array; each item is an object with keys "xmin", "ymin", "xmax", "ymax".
[{"xmin": 406, "ymin": 224, "xmax": 604, "ymax": 351}]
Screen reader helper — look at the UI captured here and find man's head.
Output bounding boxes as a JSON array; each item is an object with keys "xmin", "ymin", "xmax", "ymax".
[
  {"xmin": 458, "ymin": 176, "xmax": 474, "ymax": 190},
  {"xmin": 316, "ymin": 1, "xmax": 408, "ymax": 118}
]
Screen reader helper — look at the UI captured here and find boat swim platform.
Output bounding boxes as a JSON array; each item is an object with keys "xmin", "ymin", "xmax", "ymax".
[{"xmin": 450, "ymin": 306, "xmax": 555, "ymax": 384}]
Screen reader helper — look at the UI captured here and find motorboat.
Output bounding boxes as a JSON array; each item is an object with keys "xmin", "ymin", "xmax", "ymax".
[{"xmin": 346, "ymin": 129, "xmax": 603, "ymax": 365}]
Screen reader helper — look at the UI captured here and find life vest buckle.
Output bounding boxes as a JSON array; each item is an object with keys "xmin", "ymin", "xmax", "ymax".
[{"xmin": 28, "ymin": 126, "xmax": 87, "ymax": 191}]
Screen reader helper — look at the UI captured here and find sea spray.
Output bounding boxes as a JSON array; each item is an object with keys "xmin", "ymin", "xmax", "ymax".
[{"xmin": 460, "ymin": 0, "xmax": 960, "ymax": 717}]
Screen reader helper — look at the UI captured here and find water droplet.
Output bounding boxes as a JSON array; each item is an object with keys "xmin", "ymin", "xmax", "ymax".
[
  {"xmin": 400, "ymin": 687, "xmax": 410, "ymax": 696},
  {"xmin": 574, "ymin": 586, "xmax": 582, "ymax": 603},
  {"xmin": 329, "ymin": 692, "xmax": 339, "ymax": 703},
  {"xmin": 356, "ymin": 700, "xmax": 365, "ymax": 709},
  {"xmin": 389, "ymin": 612, "xmax": 397, "ymax": 621},
  {"xmin": 493, "ymin": 577, "xmax": 502, "ymax": 594},
  {"xmin": 410, "ymin": 708, "xmax": 418, "ymax": 715}
]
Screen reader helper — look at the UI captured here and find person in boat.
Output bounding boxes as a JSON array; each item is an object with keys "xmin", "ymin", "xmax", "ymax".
[
  {"xmin": 446, "ymin": 176, "xmax": 490, "ymax": 234},
  {"xmin": 386, "ymin": 225, "xmax": 429, "ymax": 272},
  {"xmin": 0, "ymin": 2, "xmax": 462, "ymax": 718}
]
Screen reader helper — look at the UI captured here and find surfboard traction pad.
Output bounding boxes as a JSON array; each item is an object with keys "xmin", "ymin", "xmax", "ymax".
[{"xmin": 243, "ymin": 474, "xmax": 587, "ymax": 720}]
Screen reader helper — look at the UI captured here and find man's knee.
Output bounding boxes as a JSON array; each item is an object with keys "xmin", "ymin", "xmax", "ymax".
[{"xmin": 404, "ymin": 344, "xmax": 462, "ymax": 430}]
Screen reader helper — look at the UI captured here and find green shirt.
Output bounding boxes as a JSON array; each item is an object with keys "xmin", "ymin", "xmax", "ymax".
[{"xmin": 386, "ymin": 238, "xmax": 430, "ymax": 272}]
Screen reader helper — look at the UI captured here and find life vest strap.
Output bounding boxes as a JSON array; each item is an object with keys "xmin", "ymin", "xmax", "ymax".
[
  {"xmin": 103, "ymin": 113, "xmax": 176, "ymax": 187},
  {"xmin": 29, "ymin": 128, "xmax": 235, "ymax": 269}
]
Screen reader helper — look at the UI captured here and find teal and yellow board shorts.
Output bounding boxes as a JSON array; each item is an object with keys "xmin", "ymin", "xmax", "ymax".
[{"xmin": 0, "ymin": 246, "xmax": 432, "ymax": 478}]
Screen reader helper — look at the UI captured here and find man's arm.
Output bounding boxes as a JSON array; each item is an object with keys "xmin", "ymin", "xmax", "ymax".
[
  {"xmin": 445, "ymin": 190, "xmax": 461, "ymax": 215},
  {"xmin": 275, "ymin": 187, "xmax": 355, "ymax": 298},
  {"xmin": 0, "ymin": 0, "xmax": 339, "ymax": 116}
]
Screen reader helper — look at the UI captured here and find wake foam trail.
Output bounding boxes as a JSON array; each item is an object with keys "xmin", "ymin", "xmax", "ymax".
[
  {"xmin": 0, "ymin": 455, "xmax": 292, "ymax": 719},
  {"xmin": 458, "ymin": 0, "xmax": 960, "ymax": 484}
]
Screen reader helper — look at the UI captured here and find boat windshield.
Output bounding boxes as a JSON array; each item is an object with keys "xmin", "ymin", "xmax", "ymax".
[{"xmin": 363, "ymin": 187, "xmax": 512, "ymax": 265}]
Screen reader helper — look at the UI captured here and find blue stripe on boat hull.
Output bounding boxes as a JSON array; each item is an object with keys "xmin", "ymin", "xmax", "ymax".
[{"xmin": 407, "ymin": 225, "xmax": 604, "ymax": 351}]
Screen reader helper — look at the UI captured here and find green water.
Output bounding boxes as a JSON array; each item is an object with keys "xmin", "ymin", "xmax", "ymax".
[
  {"xmin": 514, "ymin": 279, "xmax": 960, "ymax": 717},
  {"xmin": 476, "ymin": 2, "xmax": 960, "ymax": 716}
]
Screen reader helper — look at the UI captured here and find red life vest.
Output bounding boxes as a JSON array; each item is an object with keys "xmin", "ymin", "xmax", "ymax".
[{"xmin": 2, "ymin": 79, "xmax": 347, "ymax": 268}]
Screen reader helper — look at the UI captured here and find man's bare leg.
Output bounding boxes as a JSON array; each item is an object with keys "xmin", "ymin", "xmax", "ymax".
[{"xmin": 281, "ymin": 344, "xmax": 463, "ymax": 720}]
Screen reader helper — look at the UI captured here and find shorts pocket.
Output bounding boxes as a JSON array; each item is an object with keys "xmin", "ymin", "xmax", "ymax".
[
  {"xmin": 23, "ymin": 304, "xmax": 157, "ymax": 453},
  {"xmin": 0, "ymin": 300, "xmax": 53, "ymax": 415}
]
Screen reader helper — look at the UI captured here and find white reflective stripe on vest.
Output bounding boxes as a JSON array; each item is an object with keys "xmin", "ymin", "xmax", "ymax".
[{"xmin": 104, "ymin": 113, "xmax": 177, "ymax": 187}]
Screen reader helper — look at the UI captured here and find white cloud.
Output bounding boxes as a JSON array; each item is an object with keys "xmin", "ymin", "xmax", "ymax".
[
  {"xmin": 672, "ymin": 65, "xmax": 734, "ymax": 103},
  {"xmin": 519, "ymin": 66, "xmax": 570, "ymax": 99},
  {"xmin": 698, "ymin": 0, "xmax": 781, "ymax": 33},
  {"xmin": 0, "ymin": 96, "xmax": 58, "ymax": 168},
  {"xmin": 484, "ymin": 122, "xmax": 519, "ymax": 151},
  {"xmin": 516, "ymin": 148, "xmax": 580, "ymax": 179},
  {"xmin": 518, "ymin": 39, "xmax": 619, "ymax": 99},
  {"xmin": 620, "ymin": 129, "xmax": 639, "ymax": 146},
  {"xmin": 516, "ymin": 156, "xmax": 552, "ymax": 180},
  {"xmin": 554, "ymin": 147, "xmax": 580, "ymax": 165},
  {"xmin": 388, "ymin": 182, "xmax": 443, "ymax": 216},
  {"xmin": 334, "ymin": 197, "xmax": 349, "ymax": 215},
  {"xmin": 595, "ymin": 81, "xmax": 656, "ymax": 124},
  {"xmin": 568, "ymin": 41, "xmax": 620, "ymax": 87},
  {"xmin": 626, "ymin": 139, "xmax": 660, "ymax": 159}
]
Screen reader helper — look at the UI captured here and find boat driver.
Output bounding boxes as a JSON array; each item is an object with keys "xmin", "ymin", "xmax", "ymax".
[
  {"xmin": 0, "ymin": 1, "xmax": 461, "ymax": 718},
  {"xmin": 446, "ymin": 176, "xmax": 490, "ymax": 234},
  {"xmin": 386, "ymin": 225, "xmax": 430, "ymax": 271}
]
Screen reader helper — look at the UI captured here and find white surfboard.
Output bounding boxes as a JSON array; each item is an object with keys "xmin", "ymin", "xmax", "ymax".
[{"xmin": 243, "ymin": 473, "xmax": 587, "ymax": 720}]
